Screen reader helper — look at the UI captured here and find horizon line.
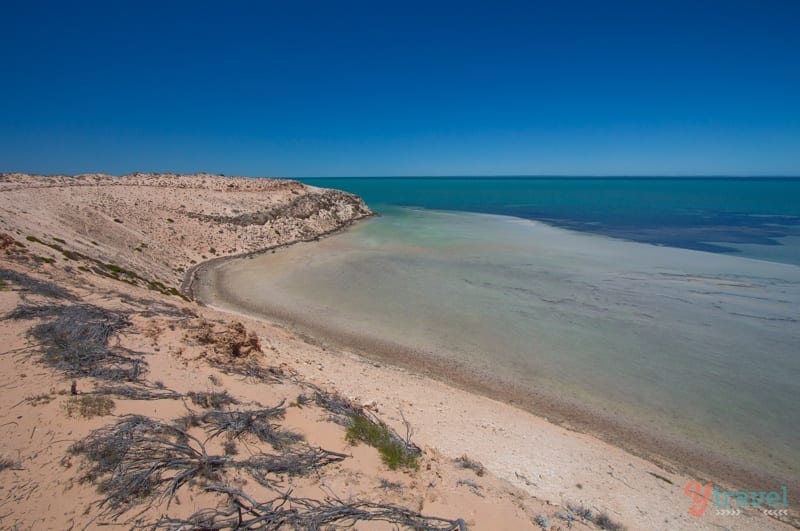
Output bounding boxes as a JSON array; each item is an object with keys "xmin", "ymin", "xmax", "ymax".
[
  {"xmin": 295, "ymin": 174, "xmax": 800, "ymax": 179},
  {"xmin": 3, "ymin": 172, "xmax": 800, "ymax": 180}
]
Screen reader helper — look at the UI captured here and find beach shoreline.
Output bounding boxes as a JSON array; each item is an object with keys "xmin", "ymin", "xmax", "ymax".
[
  {"xmin": 194, "ymin": 209, "xmax": 800, "ymax": 510},
  {"xmin": 180, "ymin": 213, "xmax": 375, "ymax": 300}
]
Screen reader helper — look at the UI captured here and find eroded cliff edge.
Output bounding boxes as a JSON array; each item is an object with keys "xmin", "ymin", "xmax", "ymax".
[{"xmin": 0, "ymin": 173, "xmax": 372, "ymax": 294}]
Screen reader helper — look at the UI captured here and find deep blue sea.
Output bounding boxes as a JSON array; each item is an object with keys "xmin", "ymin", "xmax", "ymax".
[{"xmin": 299, "ymin": 177, "xmax": 800, "ymax": 265}]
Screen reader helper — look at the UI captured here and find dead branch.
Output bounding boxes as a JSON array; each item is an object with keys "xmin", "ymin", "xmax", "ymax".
[
  {"xmin": 0, "ymin": 456, "xmax": 22, "ymax": 472},
  {"xmin": 181, "ymin": 401, "xmax": 298, "ymax": 450},
  {"xmin": 70, "ymin": 412, "xmax": 345, "ymax": 516},
  {"xmin": 69, "ymin": 415, "xmax": 228, "ymax": 514},
  {"xmin": 93, "ymin": 384, "xmax": 183, "ymax": 401},
  {"xmin": 215, "ymin": 361, "xmax": 284, "ymax": 384},
  {"xmin": 186, "ymin": 390, "xmax": 240, "ymax": 409},
  {"xmin": 6, "ymin": 303, "xmax": 145, "ymax": 381},
  {"xmin": 235, "ymin": 447, "xmax": 348, "ymax": 488},
  {"xmin": 151, "ymin": 484, "xmax": 467, "ymax": 530}
]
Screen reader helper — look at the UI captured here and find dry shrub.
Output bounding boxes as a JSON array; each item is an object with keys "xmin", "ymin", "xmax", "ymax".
[
  {"xmin": 154, "ymin": 484, "xmax": 467, "ymax": 530},
  {"xmin": 26, "ymin": 393, "xmax": 55, "ymax": 406},
  {"xmin": 70, "ymin": 414, "xmax": 345, "ymax": 515},
  {"xmin": 455, "ymin": 454, "xmax": 485, "ymax": 476},
  {"xmin": 65, "ymin": 395, "xmax": 116, "ymax": 418},
  {"xmin": 186, "ymin": 320, "xmax": 263, "ymax": 366},
  {"xmin": 213, "ymin": 322, "xmax": 261, "ymax": 359},
  {"xmin": 0, "ymin": 233, "xmax": 17, "ymax": 251},
  {"xmin": 0, "ymin": 456, "xmax": 21, "ymax": 472},
  {"xmin": 8, "ymin": 303, "xmax": 142, "ymax": 380},
  {"xmin": 187, "ymin": 390, "xmax": 239, "ymax": 409}
]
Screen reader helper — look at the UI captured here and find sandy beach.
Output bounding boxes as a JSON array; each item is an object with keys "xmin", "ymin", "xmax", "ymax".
[
  {"xmin": 193, "ymin": 206, "xmax": 800, "ymax": 505},
  {"xmin": 1, "ymin": 174, "xmax": 796, "ymax": 530}
]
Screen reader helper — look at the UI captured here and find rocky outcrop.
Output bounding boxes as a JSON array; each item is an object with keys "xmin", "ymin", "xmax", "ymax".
[{"xmin": 187, "ymin": 189, "xmax": 367, "ymax": 226}]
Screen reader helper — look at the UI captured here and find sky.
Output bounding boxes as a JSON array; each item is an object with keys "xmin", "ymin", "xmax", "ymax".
[{"xmin": 1, "ymin": 0, "xmax": 799, "ymax": 177}]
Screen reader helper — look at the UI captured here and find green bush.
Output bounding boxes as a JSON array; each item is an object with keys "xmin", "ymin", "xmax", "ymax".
[{"xmin": 345, "ymin": 412, "xmax": 418, "ymax": 470}]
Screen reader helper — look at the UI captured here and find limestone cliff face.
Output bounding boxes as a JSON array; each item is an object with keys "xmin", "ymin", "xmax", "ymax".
[{"xmin": 0, "ymin": 173, "xmax": 372, "ymax": 291}]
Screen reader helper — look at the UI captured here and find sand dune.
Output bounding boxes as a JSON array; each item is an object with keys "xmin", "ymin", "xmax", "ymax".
[{"xmin": 0, "ymin": 172, "xmax": 371, "ymax": 290}]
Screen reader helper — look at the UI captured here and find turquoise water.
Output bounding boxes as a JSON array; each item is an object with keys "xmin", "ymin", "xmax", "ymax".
[
  {"xmin": 300, "ymin": 177, "xmax": 800, "ymax": 264},
  {"xmin": 207, "ymin": 177, "xmax": 800, "ymax": 490}
]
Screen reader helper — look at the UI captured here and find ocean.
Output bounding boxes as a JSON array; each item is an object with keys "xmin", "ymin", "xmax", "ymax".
[
  {"xmin": 299, "ymin": 177, "xmax": 800, "ymax": 265},
  {"xmin": 205, "ymin": 177, "xmax": 800, "ymax": 491}
]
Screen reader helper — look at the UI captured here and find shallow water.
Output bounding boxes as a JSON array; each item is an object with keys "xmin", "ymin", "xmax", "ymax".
[
  {"xmin": 202, "ymin": 206, "xmax": 800, "ymax": 488},
  {"xmin": 301, "ymin": 177, "xmax": 800, "ymax": 265}
]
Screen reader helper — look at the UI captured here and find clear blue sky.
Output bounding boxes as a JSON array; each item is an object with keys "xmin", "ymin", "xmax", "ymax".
[{"xmin": 1, "ymin": 0, "xmax": 799, "ymax": 176}]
